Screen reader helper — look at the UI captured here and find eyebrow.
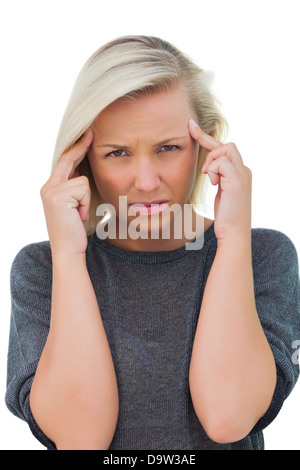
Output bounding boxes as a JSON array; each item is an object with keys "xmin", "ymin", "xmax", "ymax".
[{"xmin": 96, "ymin": 136, "xmax": 189, "ymax": 150}]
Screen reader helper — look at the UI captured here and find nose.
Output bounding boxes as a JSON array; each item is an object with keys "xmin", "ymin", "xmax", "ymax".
[{"xmin": 134, "ymin": 157, "xmax": 161, "ymax": 193}]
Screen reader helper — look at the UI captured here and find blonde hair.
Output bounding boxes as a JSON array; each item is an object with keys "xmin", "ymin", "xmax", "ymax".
[{"xmin": 52, "ymin": 35, "xmax": 228, "ymax": 235}]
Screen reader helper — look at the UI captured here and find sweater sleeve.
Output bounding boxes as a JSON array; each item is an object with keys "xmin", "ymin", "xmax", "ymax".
[
  {"xmin": 5, "ymin": 242, "xmax": 56, "ymax": 450},
  {"xmin": 250, "ymin": 229, "xmax": 300, "ymax": 434}
]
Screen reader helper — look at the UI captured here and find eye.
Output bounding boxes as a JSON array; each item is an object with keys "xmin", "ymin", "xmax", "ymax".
[
  {"xmin": 106, "ymin": 149, "xmax": 128, "ymax": 158},
  {"xmin": 159, "ymin": 145, "xmax": 180, "ymax": 153}
]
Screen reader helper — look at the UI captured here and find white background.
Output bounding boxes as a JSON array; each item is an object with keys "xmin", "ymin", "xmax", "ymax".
[{"xmin": 0, "ymin": 0, "xmax": 299, "ymax": 450}]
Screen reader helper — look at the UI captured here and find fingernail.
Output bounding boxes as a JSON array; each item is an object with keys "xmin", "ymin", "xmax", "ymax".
[{"xmin": 190, "ymin": 118, "xmax": 200, "ymax": 129}]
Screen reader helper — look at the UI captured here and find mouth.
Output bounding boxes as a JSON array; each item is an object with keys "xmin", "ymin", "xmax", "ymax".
[{"xmin": 129, "ymin": 200, "xmax": 169, "ymax": 214}]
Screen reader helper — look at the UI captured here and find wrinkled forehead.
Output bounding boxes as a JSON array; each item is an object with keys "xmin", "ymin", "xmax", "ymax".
[{"xmin": 92, "ymin": 86, "xmax": 195, "ymax": 144}]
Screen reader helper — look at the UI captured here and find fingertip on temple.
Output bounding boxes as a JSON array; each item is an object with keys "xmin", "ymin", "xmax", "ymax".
[{"xmin": 189, "ymin": 118, "xmax": 201, "ymax": 130}]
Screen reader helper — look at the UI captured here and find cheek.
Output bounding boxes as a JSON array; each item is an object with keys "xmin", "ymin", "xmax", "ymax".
[
  {"xmin": 172, "ymin": 150, "xmax": 198, "ymax": 191},
  {"xmin": 186, "ymin": 145, "xmax": 200, "ymax": 184},
  {"xmin": 90, "ymin": 163, "xmax": 126, "ymax": 201}
]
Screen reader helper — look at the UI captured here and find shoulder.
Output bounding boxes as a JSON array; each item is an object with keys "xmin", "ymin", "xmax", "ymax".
[
  {"xmin": 251, "ymin": 227, "xmax": 298, "ymax": 268},
  {"xmin": 251, "ymin": 227, "xmax": 299, "ymax": 292},
  {"xmin": 11, "ymin": 241, "xmax": 52, "ymax": 290},
  {"xmin": 12, "ymin": 240, "xmax": 52, "ymax": 270}
]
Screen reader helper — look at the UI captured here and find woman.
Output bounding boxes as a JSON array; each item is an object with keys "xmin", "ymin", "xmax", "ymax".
[{"xmin": 6, "ymin": 35, "xmax": 299, "ymax": 450}]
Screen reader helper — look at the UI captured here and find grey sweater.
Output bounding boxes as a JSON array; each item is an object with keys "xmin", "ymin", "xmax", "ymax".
[{"xmin": 5, "ymin": 223, "xmax": 300, "ymax": 450}]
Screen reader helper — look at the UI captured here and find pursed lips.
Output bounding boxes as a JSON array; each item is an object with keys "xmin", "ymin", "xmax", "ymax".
[{"xmin": 129, "ymin": 200, "xmax": 169, "ymax": 206}]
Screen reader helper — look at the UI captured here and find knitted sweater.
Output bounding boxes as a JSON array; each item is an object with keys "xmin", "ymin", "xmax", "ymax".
[{"xmin": 5, "ymin": 223, "xmax": 300, "ymax": 450}]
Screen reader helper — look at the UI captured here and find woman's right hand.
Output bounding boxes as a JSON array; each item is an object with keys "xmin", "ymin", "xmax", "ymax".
[{"xmin": 40, "ymin": 129, "xmax": 94, "ymax": 258}]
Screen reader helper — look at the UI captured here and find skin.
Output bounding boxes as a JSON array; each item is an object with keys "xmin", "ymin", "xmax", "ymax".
[
  {"xmin": 31, "ymin": 130, "xmax": 119, "ymax": 450},
  {"xmin": 30, "ymin": 85, "xmax": 277, "ymax": 448},
  {"xmin": 188, "ymin": 120, "xmax": 276, "ymax": 443},
  {"xmin": 87, "ymin": 86, "xmax": 211, "ymax": 251}
]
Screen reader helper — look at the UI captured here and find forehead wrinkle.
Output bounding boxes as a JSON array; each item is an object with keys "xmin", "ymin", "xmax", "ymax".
[{"xmin": 96, "ymin": 135, "xmax": 189, "ymax": 150}]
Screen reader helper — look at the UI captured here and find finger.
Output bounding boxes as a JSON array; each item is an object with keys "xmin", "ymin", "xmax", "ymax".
[
  {"xmin": 56, "ymin": 178, "xmax": 91, "ymax": 222},
  {"xmin": 70, "ymin": 176, "xmax": 91, "ymax": 222},
  {"xmin": 205, "ymin": 156, "xmax": 235, "ymax": 185},
  {"xmin": 51, "ymin": 129, "xmax": 94, "ymax": 184},
  {"xmin": 188, "ymin": 119, "xmax": 222, "ymax": 152},
  {"xmin": 77, "ymin": 191, "xmax": 90, "ymax": 222},
  {"xmin": 52, "ymin": 175, "xmax": 89, "ymax": 190},
  {"xmin": 202, "ymin": 142, "xmax": 243, "ymax": 173}
]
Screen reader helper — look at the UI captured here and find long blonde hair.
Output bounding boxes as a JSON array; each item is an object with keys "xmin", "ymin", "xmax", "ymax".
[{"xmin": 52, "ymin": 35, "xmax": 228, "ymax": 235}]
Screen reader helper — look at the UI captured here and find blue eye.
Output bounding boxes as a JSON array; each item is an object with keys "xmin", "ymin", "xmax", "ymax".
[
  {"xmin": 106, "ymin": 149, "xmax": 127, "ymax": 158},
  {"xmin": 105, "ymin": 145, "xmax": 180, "ymax": 157}
]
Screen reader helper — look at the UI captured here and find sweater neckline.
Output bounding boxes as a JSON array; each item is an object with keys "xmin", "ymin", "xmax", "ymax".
[{"xmin": 90, "ymin": 221, "xmax": 215, "ymax": 264}]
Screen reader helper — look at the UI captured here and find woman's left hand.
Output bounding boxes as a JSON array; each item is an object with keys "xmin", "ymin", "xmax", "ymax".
[{"xmin": 188, "ymin": 119, "xmax": 252, "ymax": 244}]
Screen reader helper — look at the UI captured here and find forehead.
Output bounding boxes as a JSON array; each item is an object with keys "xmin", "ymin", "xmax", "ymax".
[{"xmin": 93, "ymin": 86, "xmax": 193, "ymax": 141}]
